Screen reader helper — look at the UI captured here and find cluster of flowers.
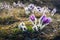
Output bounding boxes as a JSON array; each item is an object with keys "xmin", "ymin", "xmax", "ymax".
[
  {"xmin": 24, "ymin": 4, "xmax": 57, "ymax": 16},
  {"xmin": 13, "ymin": 1, "xmax": 25, "ymax": 8},
  {"xmin": 0, "ymin": 2, "xmax": 13, "ymax": 10},
  {"xmin": 18, "ymin": 14, "xmax": 52, "ymax": 31},
  {"xmin": 0, "ymin": 1, "xmax": 56, "ymax": 16},
  {"xmin": 0, "ymin": 1, "xmax": 56, "ymax": 31},
  {"xmin": 0, "ymin": 1, "xmax": 24, "ymax": 10}
]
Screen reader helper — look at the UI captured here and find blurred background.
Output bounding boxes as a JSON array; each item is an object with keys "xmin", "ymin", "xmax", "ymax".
[{"xmin": 0, "ymin": 0, "xmax": 60, "ymax": 13}]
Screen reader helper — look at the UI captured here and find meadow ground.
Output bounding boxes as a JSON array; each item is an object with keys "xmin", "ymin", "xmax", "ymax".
[{"xmin": 0, "ymin": 8, "xmax": 60, "ymax": 40}]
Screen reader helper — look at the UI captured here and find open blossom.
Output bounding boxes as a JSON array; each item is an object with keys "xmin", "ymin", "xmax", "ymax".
[
  {"xmin": 51, "ymin": 8, "xmax": 56, "ymax": 16},
  {"xmin": 28, "ymin": 4, "xmax": 35, "ymax": 10},
  {"xmin": 29, "ymin": 14, "xmax": 36, "ymax": 21},
  {"xmin": 41, "ymin": 15, "xmax": 52, "ymax": 24},
  {"xmin": 38, "ymin": 14, "xmax": 52, "ymax": 30},
  {"xmin": 51, "ymin": 8, "xmax": 56, "ymax": 14},
  {"xmin": 24, "ymin": 4, "xmax": 35, "ymax": 15},
  {"xmin": 24, "ymin": 7, "xmax": 31, "ymax": 15},
  {"xmin": 36, "ymin": 6, "xmax": 41, "ymax": 12},
  {"xmin": 18, "ymin": 22, "xmax": 27, "ymax": 31}
]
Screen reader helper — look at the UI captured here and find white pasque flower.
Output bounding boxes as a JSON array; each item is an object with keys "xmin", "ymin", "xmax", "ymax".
[
  {"xmin": 40, "ymin": 7, "xmax": 45, "ymax": 14},
  {"xmin": 51, "ymin": 8, "xmax": 56, "ymax": 16},
  {"xmin": 24, "ymin": 7, "xmax": 31, "ymax": 15},
  {"xmin": 25, "ymin": 4, "xmax": 35, "ymax": 15},
  {"xmin": 36, "ymin": 6, "xmax": 41, "ymax": 12},
  {"xmin": 17, "ymin": 1, "xmax": 25, "ymax": 7},
  {"xmin": 18, "ymin": 22, "xmax": 27, "ymax": 31},
  {"xmin": 28, "ymin": 4, "xmax": 35, "ymax": 10}
]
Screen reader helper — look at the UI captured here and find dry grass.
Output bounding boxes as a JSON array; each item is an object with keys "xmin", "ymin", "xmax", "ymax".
[{"xmin": 0, "ymin": 7, "xmax": 60, "ymax": 40}]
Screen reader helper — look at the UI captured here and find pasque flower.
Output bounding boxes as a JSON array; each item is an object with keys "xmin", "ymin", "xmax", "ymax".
[
  {"xmin": 28, "ymin": 4, "xmax": 35, "ymax": 10},
  {"xmin": 41, "ymin": 15, "xmax": 51, "ymax": 24},
  {"xmin": 24, "ymin": 7, "xmax": 30, "ymax": 15},
  {"xmin": 29, "ymin": 14, "xmax": 36, "ymax": 21},
  {"xmin": 38, "ymin": 14, "xmax": 52, "ymax": 29},
  {"xmin": 18, "ymin": 22, "xmax": 27, "ymax": 31},
  {"xmin": 29, "ymin": 14, "xmax": 37, "ymax": 25},
  {"xmin": 51, "ymin": 8, "xmax": 56, "ymax": 16},
  {"xmin": 24, "ymin": 4, "xmax": 35, "ymax": 15},
  {"xmin": 36, "ymin": 6, "xmax": 41, "ymax": 12},
  {"xmin": 29, "ymin": 14, "xmax": 52, "ymax": 30}
]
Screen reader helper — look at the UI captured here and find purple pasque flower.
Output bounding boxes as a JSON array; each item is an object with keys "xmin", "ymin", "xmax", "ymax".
[
  {"xmin": 29, "ymin": 14, "xmax": 36, "ymax": 21},
  {"xmin": 36, "ymin": 6, "xmax": 41, "ymax": 12},
  {"xmin": 28, "ymin": 4, "xmax": 35, "ymax": 10},
  {"xmin": 41, "ymin": 15, "xmax": 52, "ymax": 24}
]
